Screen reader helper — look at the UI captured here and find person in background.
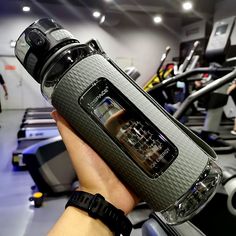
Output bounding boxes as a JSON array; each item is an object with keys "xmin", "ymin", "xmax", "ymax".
[
  {"xmin": 226, "ymin": 79, "xmax": 236, "ymax": 135},
  {"xmin": 0, "ymin": 73, "xmax": 8, "ymax": 128}
]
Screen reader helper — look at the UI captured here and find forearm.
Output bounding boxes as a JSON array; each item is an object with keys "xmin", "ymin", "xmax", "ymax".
[
  {"xmin": 2, "ymin": 84, "xmax": 8, "ymax": 95},
  {"xmin": 48, "ymin": 206, "xmax": 113, "ymax": 236}
]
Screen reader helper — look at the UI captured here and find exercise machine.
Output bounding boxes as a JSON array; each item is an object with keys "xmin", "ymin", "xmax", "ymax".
[
  {"xmin": 148, "ymin": 16, "xmax": 236, "ymax": 154},
  {"xmin": 23, "ymin": 136, "xmax": 76, "ymax": 195},
  {"xmin": 13, "ymin": 107, "xmax": 60, "ymax": 168}
]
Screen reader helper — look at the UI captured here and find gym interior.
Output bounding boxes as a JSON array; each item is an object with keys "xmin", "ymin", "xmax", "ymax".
[{"xmin": 1, "ymin": 0, "xmax": 236, "ymax": 235}]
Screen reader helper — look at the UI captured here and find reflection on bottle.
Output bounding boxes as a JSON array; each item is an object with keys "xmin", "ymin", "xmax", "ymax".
[
  {"xmin": 100, "ymin": 98, "xmax": 174, "ymax": 177},
  {"xmin": 80, "ymin": 78, "xmax": 178, "ymax": 178},
  {"xmin": 112, "ymin": 118, "xmax": 167, "ymax": 177}
]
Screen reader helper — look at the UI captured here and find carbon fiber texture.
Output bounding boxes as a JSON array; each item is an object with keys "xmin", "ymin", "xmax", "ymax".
[{"xmin": 52, "ymin": 54, "xmax": 209, "ymax": 210}]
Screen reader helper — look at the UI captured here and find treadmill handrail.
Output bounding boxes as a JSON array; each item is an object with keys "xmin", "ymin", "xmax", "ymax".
[
  {"xmin": 157, "ymin": 46, "xmax": 171, "ymax": 82},
  {"xmin": 179, "ymin": 40, "xmax": 200, "ymax": 74},
  {"xmin": 147, "ymin": 67, "xmax": 233, "ymax": 94},
  {"xmin": 173, "ymin": 67, "xmax": 236, "ymax": 120},
  {"xmin": 22, "ymin": 136, "xmax": 62, "ymax": 154}
]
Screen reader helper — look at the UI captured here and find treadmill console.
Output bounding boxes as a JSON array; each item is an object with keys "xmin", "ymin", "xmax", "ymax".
[{"xmin": 205, "ymin": 16, "xmax": 235, "ymax": 63}]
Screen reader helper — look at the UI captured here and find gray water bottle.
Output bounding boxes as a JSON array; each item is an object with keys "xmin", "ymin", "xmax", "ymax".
[{"xmin": 15, "ymin": 18, "xmax": 222, "ymax": 225}]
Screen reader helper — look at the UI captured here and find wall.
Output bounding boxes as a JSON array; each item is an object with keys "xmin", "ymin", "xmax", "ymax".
[
  {"xmin": 214, "ymin": 0, "xmax": 236, "ymax": 21},
  {"xmin": 181, "ymin": 20, "xmax": 207, "ymax": 42},
  {"xmin": 0, "ymin": 56, "xmax": 50, "ymax": 110},
  {"xmin": 64, "ymin": 21, "xmax": 181, "ymax": 86},
  {"xmin": 0, "ymin": 2, "xmax": 181, "ymax": 109}
]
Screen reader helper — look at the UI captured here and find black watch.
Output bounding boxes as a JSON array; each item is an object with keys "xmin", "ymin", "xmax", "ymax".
[{"xmin": 65, "ymin": 191, "xmax": 132, "ymax": 236}]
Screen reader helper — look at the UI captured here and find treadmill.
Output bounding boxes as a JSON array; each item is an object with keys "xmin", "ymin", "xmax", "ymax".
[
  {"xmin": 23, "ymin": 106, "xmax": 53, "ymax": 122},
  {"xmin": 12, "ymin": 137, "xmax": 49, "ymax": 168},
  {"xmin": 13, "ymin": 107, "xmax": 59, "ymax": 167},
  {"xmin": 24, "ymin": 111, "xmax": 52, "ymax": 116},
  {"xmin": 20, "ymin": 122, "xmax": 56, "ymax": 129},
  {"xmin": 17, "ymin": 123, "xmax": 59, "ymax": 139},
  {"xmin": 13, "ymin": 123, "xmax": 60, "ymax": 167},
  {"xmin": 23, "ymin": 113, "xmax": 52, "ymax": 121},
  {"xmin": 18, "ymin": 107, "xmax": 58, "ymax": 139},
  {"xmin": 25, "ymin": 107, "xmax": 53, "ymax": 113},
  {"xmin": 22, "ymin": 119, "xmax": 56, "ymax": 125},
  {"xmin": 24, "ymin": 107, "xmax": 53, "ymax": 118},
  {"xmin": 175, "ymin": 17, "xmax": 236, "ymax": 153},
  {"xmin": 22, "ymin": 136, "xmax": 76, "ymax": 195},
  {"xmin": 148, "ymin": 16, "xmax": 236, "ymax": 154},
  {"xmin": 13, "ymin": 123, "xmax": 60, "ymax": 168}
]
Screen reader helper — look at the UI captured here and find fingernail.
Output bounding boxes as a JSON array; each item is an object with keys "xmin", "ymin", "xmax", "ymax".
[{"xmin": 51, "ymin": 110, "xmax": 58, "ymax": 122}]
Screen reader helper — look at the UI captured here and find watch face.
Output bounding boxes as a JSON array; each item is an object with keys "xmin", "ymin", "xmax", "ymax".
[{"xmin": 80, "ymin": 78, "xmax": 178, "ymax": 178}]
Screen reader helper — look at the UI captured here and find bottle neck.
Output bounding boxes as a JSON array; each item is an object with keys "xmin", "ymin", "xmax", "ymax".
[{"xmin": 41, "ymin": 43, "xmax": 95, "ymax": 101}]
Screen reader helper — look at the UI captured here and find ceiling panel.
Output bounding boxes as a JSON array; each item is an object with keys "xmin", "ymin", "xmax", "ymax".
[{"xmin": 1, "ymin": 0, "xmax": 221, "ymax": 25}]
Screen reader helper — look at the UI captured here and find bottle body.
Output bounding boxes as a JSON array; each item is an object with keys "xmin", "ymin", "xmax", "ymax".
[
  {"xmin": 44, "ymin": 53, "xmax": 221, "ymax": 224},
  {"xmin": 14, "ymin": 18, "xmax": 222, "ymax": 224}
]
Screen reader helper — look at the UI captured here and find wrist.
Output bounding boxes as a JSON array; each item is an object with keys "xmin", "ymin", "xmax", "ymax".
[
  {"xmin": 66, "ymin": 207, "xmax": 113, "ymax": 236},
  {"xmin": 66, "ymin": 191, "xmax": 132, "ymax": 236},
  {"xmin": 77, "ymin": 186, "xmax": 137, "ymax": 215},
  {"xmin": 48, "ymin": 206, "xmax": 113, "ymax": 236}
]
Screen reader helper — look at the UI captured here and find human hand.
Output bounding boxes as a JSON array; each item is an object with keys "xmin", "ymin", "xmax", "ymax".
[
  {"xmin": 5, "ymin": 93, "xmax": 8, "ymax": 100},
  {"xmin": 194, "ymin": 80, "xmax": 202, "ymax": 89},
  {"xmin": 104, "ymin": 109, "xmax": 129, "ymax": 136},
  {"xmin": 227, "ymin": 83, "xmax": 236, "ymax": 95},
  {"xmin": 51, "ymin": 110, "xmax": 139, "ymax": 215}
]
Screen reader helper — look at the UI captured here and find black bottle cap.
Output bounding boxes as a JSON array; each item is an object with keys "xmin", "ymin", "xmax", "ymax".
[{"xmin": 15, "ymin": 18, "xmax": 79, "ymax": 83}]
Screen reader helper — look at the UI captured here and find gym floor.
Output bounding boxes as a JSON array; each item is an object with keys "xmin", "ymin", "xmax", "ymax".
[{"xmin": 0, "ymin": 110, "xmax": 142, "ymax": 236}]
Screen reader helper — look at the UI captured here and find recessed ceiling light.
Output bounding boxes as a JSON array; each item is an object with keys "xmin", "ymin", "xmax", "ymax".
[
  {"xmin": 22, "ymin": 6, "xmax": 31, "ymax": 12},
  {"xmin": 93, "ymin": 11, "xmax": 101, "ymax": 18},
  {"xmin": 182, "ymin": 1, "xmax": 193, "ymax": 11},
  {"xmin": 10, "ymin": 40, "xmax": 16, "ymax": 48},
  {"xmin": 153, "ymin": 16, "xmax": 162, "ymax": 24},
  {"xmin": 100, "ymin": 15, "xmax": 106, "ymax": 24}
]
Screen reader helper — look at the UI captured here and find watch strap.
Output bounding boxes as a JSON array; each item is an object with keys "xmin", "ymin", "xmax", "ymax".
[{"xmin": 65, "ymin": 191, "xmax": 132, "ymax": 236}]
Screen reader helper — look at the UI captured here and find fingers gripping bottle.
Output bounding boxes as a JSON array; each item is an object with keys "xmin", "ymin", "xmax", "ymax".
[{"xmin": 15, "ymin": 18, "xmax": 222, "ymax": 225}]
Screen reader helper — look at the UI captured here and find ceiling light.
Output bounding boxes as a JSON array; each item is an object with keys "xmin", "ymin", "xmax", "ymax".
[
  {"xmin": 22, "ymin": 6, "xmax": 31, "ymax": 12},
  {"xmin": 153, "ymin": 16, "xmax": 162, "ymax": 24},
  {"xmin": 100, "ymin": 15, "xmax": 106, "ymax": 24},
  {"xmin": 93, "ymin": 11, "xmax": 101, "ymax": 18},
  {"xmin": 10, "ymin": 40, "xmax": 16, "ymax": 48},
  {"xmin": 182, "ymin": 1, "xmax": 193, "ymax": 11}
]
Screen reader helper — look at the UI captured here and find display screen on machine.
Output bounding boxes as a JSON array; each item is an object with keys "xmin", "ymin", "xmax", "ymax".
[
  {"xmin": 215, "ymin": 24, "xmax": 228, "ymax": 36},
  {"xmin": 80, "ymin": 78, "xmax": 178, "ymax": 178}
]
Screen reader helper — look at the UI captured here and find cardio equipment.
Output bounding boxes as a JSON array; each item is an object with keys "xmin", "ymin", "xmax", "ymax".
[
  {"xmin": 23, "ymin": 136, "xmax": 76, "ymax": 196},
  {"xmin": 12, "ymin": 107, "xmax": 60, "ymax": 168},
  {"xmin": 18, "ymin": 107, "xmax": 58, "ymax": 139},
  {"xmin": 146, "ymin": 39, "xmax": 200, "ymax": 108},
  {"xmin": 143, "ymin": 46, "xmax": 173, "ymax": 91},
  {"xmin": 148, "ymin": 16, "xmax": 236, "ymax": 154},
  {"xmin": 145, "ymin": 17, "xmax": 236, "ymax": 235}
]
